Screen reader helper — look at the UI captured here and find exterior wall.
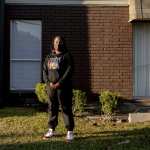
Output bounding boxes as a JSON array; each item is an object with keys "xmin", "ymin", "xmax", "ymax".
[
  {"xmin": 5, "ymin": 5, "xmax": 133, "ymax": 100},
  {"xmin": 87, "ymin": 7, "xmax": 133, "ymax": 98}
]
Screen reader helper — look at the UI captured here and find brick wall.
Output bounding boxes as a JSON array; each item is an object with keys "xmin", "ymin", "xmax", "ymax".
[
  {"xmin": 87, "ymin": 7, "xmax": 133, "ymax": 98},
  {"xmin": 5, "ymin": 5, "xmax": 133, "ymax": 100}
]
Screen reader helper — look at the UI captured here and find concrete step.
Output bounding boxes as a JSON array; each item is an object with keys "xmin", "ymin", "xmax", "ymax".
[
  {"xmin": 133, "ymin": 99, "xmax": 150, "ymax": 106},
  {"xmin": 128, "ymin": 112, "xmax": 150, "ymax": 123}
]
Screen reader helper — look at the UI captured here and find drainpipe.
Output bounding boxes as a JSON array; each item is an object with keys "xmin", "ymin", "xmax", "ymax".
[
  {"xmin": 0, "ymin": 0, "xmax": 5, "ymax": 107},
  {"xmin": 140, "ymin": 0, "xmax": 143, "ymax": 20}
]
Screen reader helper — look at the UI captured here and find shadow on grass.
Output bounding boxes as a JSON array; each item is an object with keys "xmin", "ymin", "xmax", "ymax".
[
  {"xmin": 0, "ymin": 132, "xmax": 66, "ymax": 139},
  {"xmin": 0, "ymin": 127, "xmax": 150, "ymax": 150},
  {"xmin": 0, "ymin": 107, "xmax": 44, "ymax": 118},
  {"xmin": 77, "ymin": 126, "xmax": 150, "ymax": 138}
]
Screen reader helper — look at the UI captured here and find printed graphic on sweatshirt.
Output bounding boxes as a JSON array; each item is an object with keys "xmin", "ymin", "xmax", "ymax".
[{"xmin": 47, "ymin": 57, "xmax": 61, "ymax": 70}]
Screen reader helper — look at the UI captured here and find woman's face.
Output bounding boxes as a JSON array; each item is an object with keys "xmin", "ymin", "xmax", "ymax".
[{"xmin": 54, "ymin": 37, "xmax": 60, "ymax": 50}]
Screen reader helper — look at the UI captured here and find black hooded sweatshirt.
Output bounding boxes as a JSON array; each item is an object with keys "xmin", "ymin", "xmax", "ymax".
[{"xmin": 43, "ymin": 51, "xmax": 73, "ymax": 87}]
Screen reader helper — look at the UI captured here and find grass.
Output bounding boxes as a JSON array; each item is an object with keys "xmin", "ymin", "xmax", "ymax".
[{"xmin": 0, "ymin": 107, "xmax": 150, "ymax": 150}]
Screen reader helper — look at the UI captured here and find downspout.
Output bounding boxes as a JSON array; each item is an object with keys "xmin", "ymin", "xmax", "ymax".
[
  {"xmin": 0, "ymin": 0, "xmax": 5, "ymax": 107},
  {"xmin": 140, "ymin": 0, "xmax": 143, "ymax": 20}
]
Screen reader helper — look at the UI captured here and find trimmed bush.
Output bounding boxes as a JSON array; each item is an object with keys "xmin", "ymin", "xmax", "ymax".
[
  {"xmin": 35, "ymin": 83, "xmax": 87, "ymax": 114},
  {"xmin": 99, "ymin": 90, "xmax": 120, "ymax": 115},
  {"xmin": 72, "ymin": 89, "xmax": 87, "ymax": 114},
  {"xmin": 35, "ymin": 83, "xmax": 48, "ymax": 103}
]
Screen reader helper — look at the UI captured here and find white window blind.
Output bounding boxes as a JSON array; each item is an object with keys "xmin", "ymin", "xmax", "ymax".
[
  {"xmin": 10, "ymin": 20, "xmax": 42, "ymax": 91},
  {"xmin": 134, "ymin": 23, "xmax": 150, "ymax": 97}
]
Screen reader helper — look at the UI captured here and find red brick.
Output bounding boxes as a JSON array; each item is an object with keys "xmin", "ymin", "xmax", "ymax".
[{"xmin": 6, "ymin": 5, "xmax": 133, "ymax": 99}]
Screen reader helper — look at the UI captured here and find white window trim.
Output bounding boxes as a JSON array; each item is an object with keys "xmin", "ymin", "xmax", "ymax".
[
  {"xmin": 11, "ymin": 88, "xmax": 35, "ymax": 91},
  {"xmin": 5, "ymin": 0, "xmax": 128, "ymax": 6},
  {"xmin": 10, "ymin": 59, "xmax": 41, "ymax": 61}
]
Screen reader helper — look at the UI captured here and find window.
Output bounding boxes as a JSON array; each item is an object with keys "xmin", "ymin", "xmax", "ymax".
[
  {"xmin": 134, "ymin": 23, "xmax": 150, "ymax": 97},
  {"xmin": 10, "ymin": 20, "xmax": 42, "ymax": 91}
]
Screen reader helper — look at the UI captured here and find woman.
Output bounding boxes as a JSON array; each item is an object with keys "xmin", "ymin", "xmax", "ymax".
[{"xmin": 43, "ymin": 35, "xmax": 74, "ymax": 141}]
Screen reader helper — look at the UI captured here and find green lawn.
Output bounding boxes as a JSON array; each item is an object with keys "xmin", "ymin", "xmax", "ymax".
[{"xmin": 0, "ymin": 107, "xmax": 150, "ymax": 150}]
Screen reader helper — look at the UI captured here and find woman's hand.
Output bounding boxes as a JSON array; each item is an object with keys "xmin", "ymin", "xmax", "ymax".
[
  {"xmin": 50, "ymin": 82, "xmax": 60, "ymax": 89},
  {"xmin": 54, "ymin": 82, "xmax": 60, "ymax": 89},
  {"xmin": 49, "ymin": 82, "xmax": 54, "ymax": 88}
]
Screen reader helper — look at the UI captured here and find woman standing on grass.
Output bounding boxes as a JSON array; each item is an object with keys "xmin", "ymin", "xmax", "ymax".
[{"xmin": 43, "ymin": 35, "xmax": 74, "ymax": 141}]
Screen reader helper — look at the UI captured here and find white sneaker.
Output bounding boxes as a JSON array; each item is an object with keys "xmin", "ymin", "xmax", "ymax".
[
  {"xmin": 44, "ymin": 128, "xmax": 55, "ymax": 138},
  {"xmin": 66, "ymin": 131, "xmax": 74, "ymax": 141}
]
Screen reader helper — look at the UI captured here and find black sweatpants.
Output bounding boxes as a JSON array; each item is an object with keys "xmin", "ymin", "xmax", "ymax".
[{"xmin": 46, "ymin": 85, "xmax": 74, "ymax": 131}]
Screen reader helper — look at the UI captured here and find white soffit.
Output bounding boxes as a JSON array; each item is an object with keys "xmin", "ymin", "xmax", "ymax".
[{"xmin": 5, "ymin": 0, "xmax": 128, "ymax": 6}]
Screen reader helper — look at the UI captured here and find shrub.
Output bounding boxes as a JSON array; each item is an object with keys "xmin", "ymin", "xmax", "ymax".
[
  {"xmin": 35, "ymin": 83, "xmax": 48, "ymax": 103},
  {"xmin": 72, "ymin": 89, "xmax": 87, "ymax": 114},
  {"xmin": 99, "ymin": 90, "xmax": 120, "ymax": 116},
  {"xmin": 35, "ymin": 83, "xmax": 87, "ymax": 113}
]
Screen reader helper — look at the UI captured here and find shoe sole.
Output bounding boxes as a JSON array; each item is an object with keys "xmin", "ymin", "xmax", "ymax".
[
  {"xmin": 42, "ymin": 134, "xmax": 54, "ymax": 140},
  {"xmin": 42, "ymin": 136, "xmax": 50, "ymax": 140},
  {"xmin": 65, "ymin": 140, "xmax": 73, "ymax": 143},
  {"xmin": 65, "ymin": 138, "xmax": 74, "ymax": 143}
]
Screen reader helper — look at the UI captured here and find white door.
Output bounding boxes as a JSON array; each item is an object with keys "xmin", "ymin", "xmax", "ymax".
[
  {"xmin": 10, "ymin": 20, "xmax": 42, "ymax": 91},
  {"xmin": 134, "ymin": 23, "xmax": 150, "ymax": 97}
]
